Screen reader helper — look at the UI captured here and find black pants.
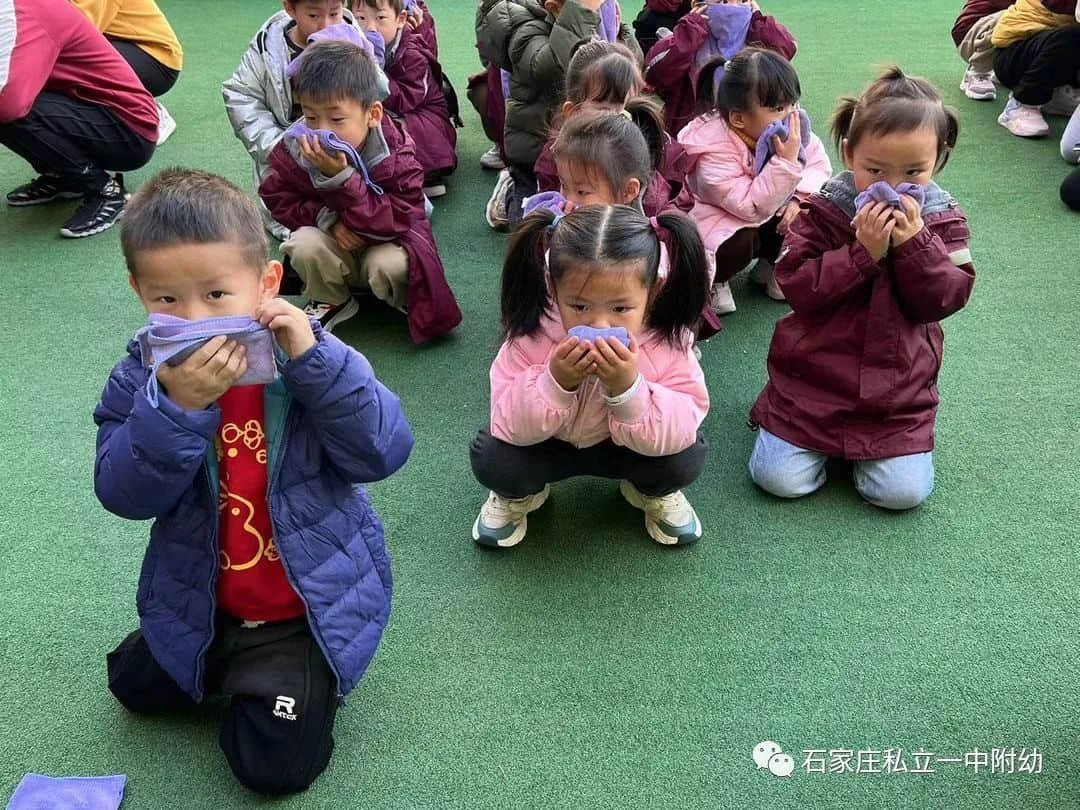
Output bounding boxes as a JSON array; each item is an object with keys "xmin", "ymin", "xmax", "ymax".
[
  {"xmin": 993, "ymin": 28, "xmax": 1080, "ymax": 106},
  {"xmin": 713, "ymin": 215, "xmax": 784, "ymax": 283},
  {"xmin": 0, "ymin": 92, "xmax": 155, "ymax": 192},
  {"xmin": 507, "ymin": 162, "xmax": 538, "ymax": 228},
  {"xmin": 107, "ymin": 616, "xmax": 338, "ymax": 795},
  {"xmin": 1062, "ymin": 165, "xmax": 1080, "ymax": 211},
  {"xmin": 108, "ymin": 37, "xmax": 180, "ymax": 98},
  {"xmin": 471, "ymin": 428, "xmax": 708, "ymax": 499}
]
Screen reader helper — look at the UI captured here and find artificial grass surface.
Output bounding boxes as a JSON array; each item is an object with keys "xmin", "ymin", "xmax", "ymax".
[{"xmin": 1, "ymin": 1, "xmax": 1078, "ymax": 807}]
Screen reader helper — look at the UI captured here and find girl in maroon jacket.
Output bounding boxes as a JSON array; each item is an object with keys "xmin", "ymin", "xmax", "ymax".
[
  {"xmin": 748, "ymin": 68, "xmax": 975, "ymax": 511},
  {"xmin": 534, "ymin": 41, "xmax": 689, "ymax": 218}
]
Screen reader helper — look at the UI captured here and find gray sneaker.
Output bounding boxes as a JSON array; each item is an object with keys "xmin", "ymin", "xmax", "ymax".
[
  {"xmin": 472, "ymin": 486, "xmax": 550, "ymax": 548},
  {"xmin": 620, "ymin": 480, "xmax": 702, "ymax": 545}
]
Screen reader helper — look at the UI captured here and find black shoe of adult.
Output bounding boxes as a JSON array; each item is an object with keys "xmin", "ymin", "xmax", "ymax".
[
  {"xmin": 6, "ymin": 175, "xmax": 83, "ymax": 207},
  {"xmin": 59, "ymin": 175, "xmax": 126, "ymax": 239}
]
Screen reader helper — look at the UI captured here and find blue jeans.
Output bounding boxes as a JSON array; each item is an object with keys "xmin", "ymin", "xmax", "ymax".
[{"xmin": 748, "ymin": 429, "xmax": 934, "ymax": 511}]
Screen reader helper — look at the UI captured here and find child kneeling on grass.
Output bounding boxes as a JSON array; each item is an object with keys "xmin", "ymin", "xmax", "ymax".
[{"xmin": 95, "ymin": 168, "xmax": 413, "ymax": 794}]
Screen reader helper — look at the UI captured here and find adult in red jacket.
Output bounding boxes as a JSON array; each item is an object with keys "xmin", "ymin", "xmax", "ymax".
[
  {"xmin": 748, "ymin": 174, "xmax": 975, "ymax": 510},
  {"xmin": 0, "ymin": 0, "xmax": 157, "ymax": 238}
]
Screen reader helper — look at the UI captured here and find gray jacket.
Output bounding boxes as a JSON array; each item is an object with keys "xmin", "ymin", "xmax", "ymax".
[{"xmin": 222, "ymin": 10, "xmax": 389, "ymax": 188}]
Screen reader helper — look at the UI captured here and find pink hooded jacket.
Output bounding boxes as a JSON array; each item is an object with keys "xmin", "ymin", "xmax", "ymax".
[
  {"xmin": 677, "ymin": 113, "xmax": 831, "ymax": 281},
  {"xmin": 489, "ymin": 312, "xmax": 709, "ymax": 457}
]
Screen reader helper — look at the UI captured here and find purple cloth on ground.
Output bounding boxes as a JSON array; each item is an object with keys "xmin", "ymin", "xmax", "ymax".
[
  {"xmin": 568, "ymin": 325, "xmax": 631, "ymax": 347},
  {"xmin": 597, "ymin": 0, "xmax": 620, "ymax": 42},
  {"xmin": 285, "ymin": 23, "xmax": 379, "ymax": 77},
  {"xmin": 282, "ymin": 121, "xmax": 385, "ymax": 193},
  {"xmin": 522, "ymin": 190, "xmax": 568, "ymax": 218},
  {"xmin": 753, "ymin": 108, "xmax": 812, "ymax": 175},
  {"xmin": 134, "ymin": 314, "xmax": 279, "ymax": 407},
  {"xmin": 7, "ymin": 774, "xmax": 126, "ymax": 810},
  {"xmin": 854, "ymin": 181, "xmax": 927, "ymax": 212},
  {"xmin": 696, "ymin": 3, "xmax": 752, "ymax": 70}
]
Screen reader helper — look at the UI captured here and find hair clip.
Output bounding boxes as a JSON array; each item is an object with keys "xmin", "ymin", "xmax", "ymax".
[
  {"xmin": 619, "ymin": 109, "xmax": 632, "ymax": 121},
  {"xmin": 548, "ymin": 211, "xmax": 565, "ymax": 231}
]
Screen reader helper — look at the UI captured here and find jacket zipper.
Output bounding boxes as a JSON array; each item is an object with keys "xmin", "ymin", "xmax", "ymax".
[
  {"xmin": 265, "ymin": 400, "xmax": 345, "ymax": 699},
  {"xmin": 194, "ymin": 461, "xmax": 219, "ymax": 701}
]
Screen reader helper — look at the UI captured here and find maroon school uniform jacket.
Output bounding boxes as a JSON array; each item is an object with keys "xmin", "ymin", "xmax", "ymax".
[
  {"xmin": 259, "ymin": 116, "xmax": 462, "ymax": 343},
  {"xmin": 644, "ymin": 10, "xmax": 796, "ymax": 137},
  {"xmin": 533, "ymin": 132, "xmax": 691, "ymax": 216},
  {"xmin": 749, "ymin": 173, "xmax": 975, "ymax": 461},
  {"xmin": 409, "ymin": 0, "xmax": 439, "ymax": 57},
  {"xmin": 384, "ymin": 25, "xmax": 457, "ymax": 177}
]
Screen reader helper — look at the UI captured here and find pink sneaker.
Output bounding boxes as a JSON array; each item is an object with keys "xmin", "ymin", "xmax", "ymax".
[
  {"xmin": 960, "ymin": 67, "xmax": 996, "ymax": 101},
  {"xmin": 997, "ymin": 97, "xmax": 1050, "ymax": 138}
]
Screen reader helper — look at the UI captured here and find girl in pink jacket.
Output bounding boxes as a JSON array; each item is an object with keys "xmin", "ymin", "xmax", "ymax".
[
  {"xmin": 470, "ymin": 204, "xmax": 710, "ymax": 548},
  {"xmin": 679, "ymin": 47, "xmax": 831, "ymax": 313}
]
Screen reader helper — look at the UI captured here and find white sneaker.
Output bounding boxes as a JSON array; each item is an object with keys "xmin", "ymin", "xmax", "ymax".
[
  {"xmin": 1043, "ymin": 85, "xmax": 1080, "ymax": 117},
  {"xmin": 998, "ymin": 96, "xmax": 1050, "ymax": 137},
  {"xmin": 960, "ymin": 67, "xmax": 996, "ymax": 101},
  {"xmin": 750, "ymin": 259, "xmax": 785, "ymax": 301},
  {"xmin": 471, "ymin": 487, "xmax": 551, "ymax": 548},
  {"xmin": 486, "ymin": 168, "xmax": 512, "ymax": 231},
  {"xmin": 480, "ymin": 145, "xmax": 506, "ymax": 171},
  {"xmin": 710, "ymin": 281, "xmax": 736, "ymax": 314},
  {"xmin": 156, "ymin": 102, "xmax": 176, "ymax": 145},
  {"xmin": 302, "ymin": 297, "xmax": 359, "ymax": 332},
  {"xmin": 423, "ymin": 183, "xmax": 447, "ymax": 198},
  {"xmin": 620, "ymin": 481, "xmax": 702, "ymax": 545}
]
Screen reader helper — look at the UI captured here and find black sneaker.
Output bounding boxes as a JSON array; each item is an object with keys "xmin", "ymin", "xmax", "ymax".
[
  {"xmin": 59, "ymin": 175, "xmax": 126, "ymax": 238},
  {"xmin": 6, "ymin": 175, "xmax": 83, "ymax": 207},
  {"xmin": 302, "ymin": 297, "xmax": 359, "ymax": 332}
]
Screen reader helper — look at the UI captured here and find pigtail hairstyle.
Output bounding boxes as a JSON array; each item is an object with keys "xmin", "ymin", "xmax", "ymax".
[
  {"xmin": 699, "ymin": 47, "xmax": 801, "ymax": 119},
  {"xmin": 695, "ymin": 55, "xmax": 727, "ymax": 114},
  {"xmin": 553, "ymin": 106, "xmax": 654, "ymax": 203},
  {"xmin": 500, "ymin": 209, "xmax": 556, "ymax": 341},
  {"xmin": 645, "ymin": 211, "xmax": 708, "ymax": 343},
  {"xmin": 831, "ymin": 66, "xmax": 961, "ymax": 172},
  {"xmin": 624, "ymin": 95, "xmax": 667, "ymax": 174},
  {"xmin": 565, "ymin": 40, "xmax": 645, "ymax": 108}
]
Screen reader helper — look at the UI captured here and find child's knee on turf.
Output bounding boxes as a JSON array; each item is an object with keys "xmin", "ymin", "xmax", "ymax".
[{"xmin": 853, "ymin": 455, "xmax": 934, "ymax": 511}]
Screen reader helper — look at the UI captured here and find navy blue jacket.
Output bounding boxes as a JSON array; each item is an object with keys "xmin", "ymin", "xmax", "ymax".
[{"xmin": 94, "ymin": 327, "xmax": 413, "ymax": 700}]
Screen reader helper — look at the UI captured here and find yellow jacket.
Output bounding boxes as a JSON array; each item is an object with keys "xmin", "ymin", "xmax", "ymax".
[
  {"xmin": 72, "ymin": 0, "xmax": 183, "ymax": 71},
  {"xmin": 991, "ymin": 0, "xmax": 1078, "ymax": 47}
]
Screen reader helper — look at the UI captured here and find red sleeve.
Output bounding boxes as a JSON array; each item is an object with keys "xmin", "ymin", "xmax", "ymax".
[
  {"xmin": 644, "ymin": 12, "xmax": 708, "ymax": 96},
  {"xmin": 747, "ymin": 12, "xmax": 797, "ymax": 60},
  {"xmin": 775, "ymin": 207, "xmax": 883, "ymax": 317},
  {"xmin": 0, "ymin": 4, "xmax": 56, "ymax": 123},
  {"xmin": 889, "ymin": 216, "xmax": 975, "ymax": 324},
  {"xmin": 385, "ymin": 42, "xmax": 433, "ymax": 117}
]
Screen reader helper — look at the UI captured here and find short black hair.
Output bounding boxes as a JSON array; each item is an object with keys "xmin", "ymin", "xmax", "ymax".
[
  {"xmin": 120, "ymin": 168, "xmax": 267, "ymax": 276},
  {"xmin": 290, "ymin": 39, "xmax": 384, "ymax": 107},
  {"xmin": 355, "ymin": 0, "xmax": 404, "ymax": 13}
]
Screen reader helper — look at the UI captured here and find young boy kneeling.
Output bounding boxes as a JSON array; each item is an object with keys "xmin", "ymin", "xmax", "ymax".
[
  {"xmin": 96, "ymin": 168, "xmax": 414, "ymax": 794},
  {"xmin": 259, "ymin": 39, "xmax": 462, "ymax": 341}
]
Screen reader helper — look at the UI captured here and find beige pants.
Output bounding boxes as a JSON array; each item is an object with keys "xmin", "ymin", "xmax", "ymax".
[
  {"xmin": 959, "ymin": 11, "xmax": 1006, "ymax": 75},
  {"xmin": 282, "ymin": 226, "xmax": 409, "ymax": 312}
]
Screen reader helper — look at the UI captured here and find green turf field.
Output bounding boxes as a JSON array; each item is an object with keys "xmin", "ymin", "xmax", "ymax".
[{"xmin": 1, "ymin": 1, "xmax": 1078, "ymax": 807}]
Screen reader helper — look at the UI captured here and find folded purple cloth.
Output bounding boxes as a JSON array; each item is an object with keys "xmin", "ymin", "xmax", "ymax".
[
  {"xmin": 696, "ymin": 3, "xmax": 752, "ymax": 72},
  {"xmin": 6, "ymin": 774, "xmax": 126, "ymax": 810},
  {"xmin": 854, "ymin": 181, "xmax": 926, "ymax": 212},
  {"xmin": 522, "ymin": 190, "xmax": 568, "ymax": 218},
  {"xmin": 753, "ymin": 108, "xmax": 812, "ymax": 175},
  {"xmin": 134, "ymin": 314, "xmax": 279, "ymax": 407},
  {"xmin": 285, "ymin": 23, "xmax": 380, "ymax": 77},
  {"xmin": 282, "ymin": 121, "xmax": 385, "ymax": 193},
  {"xmin": 568, "ymin": 325, "xmax": 631, "ymax": 347},
  {"xmin": 597, "ymin": 0, "xmax": 620, "ymax": 43}
]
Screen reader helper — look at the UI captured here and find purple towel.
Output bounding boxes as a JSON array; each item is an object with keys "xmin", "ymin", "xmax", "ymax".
[
  {"xmin": 568, "ymin": 325, "xmax": 631, "ymax": 347},
  {"xmin": 522, "ymin": 190, "xmax": 568, "ymax": 218},
  {"xmin": 753, "ymin": 108, "xmax": 812, "ymax": 175},
  {"xmin": 282, "ymin": 121, "xmax": 385, "ymax": 193},
  {"xmin": 6, "ymin": 774, "xmax": 126, "ymax": 810},
  {"xmin": 134, "ymin": 314, "xmax": 279, "ymax": 407},
  {"xmin": 285, "ymin": 23, "xmax": 380, "ymax": 77},
  {"xmin": 854, "ymin": 181, "xmax": 926, "ymax": 212},
  {"xmin": 597, "ymin": 0, "xmax": 619, "ymax": 42},
  {"xmin": 696, "ymin": 3, "xmax": 752, "ymax": 71}
]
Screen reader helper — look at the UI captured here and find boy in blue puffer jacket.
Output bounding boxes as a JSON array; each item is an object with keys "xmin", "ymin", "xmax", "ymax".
[{"xmin": 93, "ymin": 168, "xmax": 413, "ymax": 795}]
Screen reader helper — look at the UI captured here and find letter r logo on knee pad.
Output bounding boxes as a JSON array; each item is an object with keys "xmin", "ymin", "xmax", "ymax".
[{"xmin": 273, "ymin": 696, "xmax": 298, "ymax": 721}]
